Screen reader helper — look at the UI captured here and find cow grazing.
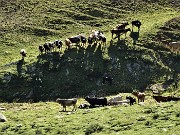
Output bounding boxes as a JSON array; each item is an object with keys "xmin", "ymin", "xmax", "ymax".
[
  {"xmin": 132, "ymin": 20, "xmax": 141, "ymax": 32},
  {"xmin": 126, "ymin": 96, "xmax": 136, "ymax": 105},
  {"xmin": 39, "ymin": 45, "xmax": 44, "ymax": 54},
  {"xmin": 56, "ymin": 98, "xmax": 77, "ymax": 112},
  {"xmin": 20, "ymin": 49, "xmax": 27, "ymax": 59},
  {"xmin": 132, "ymin": 91, "xmax": 145, "ymax": 103},
  {"xmin": 85, "ymin": 96, "xmax": 107, "ymax": 107}
]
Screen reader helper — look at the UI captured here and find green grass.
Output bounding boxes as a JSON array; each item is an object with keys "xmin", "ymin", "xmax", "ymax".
[{"xmin": 0, "ymin": 96, "xmax": 180, "ymax": 135}]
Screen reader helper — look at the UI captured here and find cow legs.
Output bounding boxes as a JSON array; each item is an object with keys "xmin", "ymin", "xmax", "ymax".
[
  {"xmin": 112, "ymin": 33, "xmax": 114, "ymax": 39},
  {"xmin": 73, "ymin": 104, "xmax": 77, "ymax": 111},
  {"xmin": 62, "ymin": 105, "xmax": 66, "ymax": 112}
]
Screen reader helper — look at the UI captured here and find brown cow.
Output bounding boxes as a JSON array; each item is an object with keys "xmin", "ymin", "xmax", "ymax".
[{"xmin": 132, "ymin": 91, "xmax": 145, "ymax": 103}]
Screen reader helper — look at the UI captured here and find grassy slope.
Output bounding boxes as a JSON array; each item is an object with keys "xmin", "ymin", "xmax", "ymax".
[{"xmin": 0, "ymin": 0, "xmax": 180, "ymax": 101}]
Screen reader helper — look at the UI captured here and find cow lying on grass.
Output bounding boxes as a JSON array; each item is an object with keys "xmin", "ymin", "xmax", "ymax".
[
  {"xmin": 108, "ymin": 95, "xmax": 122, "ymax": 105},
  {"xmin": 56, "ymin": 98, "xmax": 77, "ymax": 112},
  {"xmin": 108, "ymin": 100, "xmax": 130, "ymax": 106},
  {"xmin": 153, "ymin": 95, "xmax": 180, "ymax": 102}
]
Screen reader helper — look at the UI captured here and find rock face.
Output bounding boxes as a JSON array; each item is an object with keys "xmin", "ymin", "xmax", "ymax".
[{"xmin": 0, "ymin": 113, "xmax": 7, "ymax": 122}]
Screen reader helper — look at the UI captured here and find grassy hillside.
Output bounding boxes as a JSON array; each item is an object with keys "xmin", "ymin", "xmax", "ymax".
[{"xmin": 0, "ymin": 0, "xmax": 180, "ymax": 102}]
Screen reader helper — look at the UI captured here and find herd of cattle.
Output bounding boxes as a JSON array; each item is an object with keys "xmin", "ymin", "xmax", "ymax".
[
  {"xmin": 19, "ymin": 20, "xmax": 142, "ymax": 58},
  {"xmin": 56, "ymin": 91, "xmax": 180, "ymax": 112}
]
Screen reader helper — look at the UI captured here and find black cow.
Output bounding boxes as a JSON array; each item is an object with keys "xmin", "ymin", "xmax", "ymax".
[
  {"xmin": 43, "ymin": 43, "xmax": 50, "ymax": 53},
  {"xmin": 48, "ymin": 42, "xmax": 55, "ymax": 52},
  {"xmin": 85, "ymin": 96, "xmax": 107, "ymax": 107},
  {"xmin": 39, "ymin": 45, "xmax": 44, "ymax": 54},
  {"xmin": 132, "ymin": 20, "xmax": 141, "ymax": 32},
  {"xmin": 68, "ymin": 35, "xmax": 81, "ymax": 44},
  {"xmin": 126, "ymin": 96, "xmax": 136, "ymax": 105}
]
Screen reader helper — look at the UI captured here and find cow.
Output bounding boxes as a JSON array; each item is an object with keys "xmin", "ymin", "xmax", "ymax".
[
  {"xmin": 132, "ymin": 91, "xmax": 145, "ymax": 103},
  {"xmin": 99, "ymin": 33, "xmax": 107, "ymax": 46},
  {"xmin": 48, "ymin": 42, "xmax": 55, "ymax": 52},
  {"xmin": 88, "ymin": 30, "xmax": 102, "ymax": 45},
  {"xmin": 111, "ymin": 28, "xmax": 131, "ymax": 39},
  {"xmin": 108, "ymin": 95, "xmax": 122, "ymax": 105},
  {"xmin": 38, "ymin": 45, "xmax": 44, "ymax": 54},
  {"xmin": 126, "ymin": 96, "xmax": 136, "ymax": 105},
  {"xmin": 85, "ymin": 96, "xmax": 107, "ymax": 107},
  {"xmin": 68, "ymin": 35, "xmax": 81, "ymax": 45},
  {"xmin": 108, "ymin": 100, "xmax": 130, "ymax": 106},
  {"xmin": 153, "ymin": 95, "xmax": 180, "ymax": 102},
  {"xmin": 131, "ymin": 20, "xmax": 141, "ymax": 32},
  {"xmin": 65, "ymin": 38, "xmax": 73, "ymax": 49},
  {"xmin": 56, "ymin": 98, "xmax": 77, "ymax": 112},
  {"xmin": 54, "ymin": 40, "xmax": 63, "ymax": 51},
  {"xmin": 20, "ymin": 49, "xmax": 27, "ymax": 59},
  {"xmin": 43, "ymin": 43, "xmax": 50, "ymax": 53}
]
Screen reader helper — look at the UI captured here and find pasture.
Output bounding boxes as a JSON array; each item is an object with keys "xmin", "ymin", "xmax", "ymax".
[
  {"xmin": 0, "ymin": 0, "xmax": 180, "ymax": 134},
  {"xmin": 0, "ymin": 94, "xmax": 180, "ymax": 135}
]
